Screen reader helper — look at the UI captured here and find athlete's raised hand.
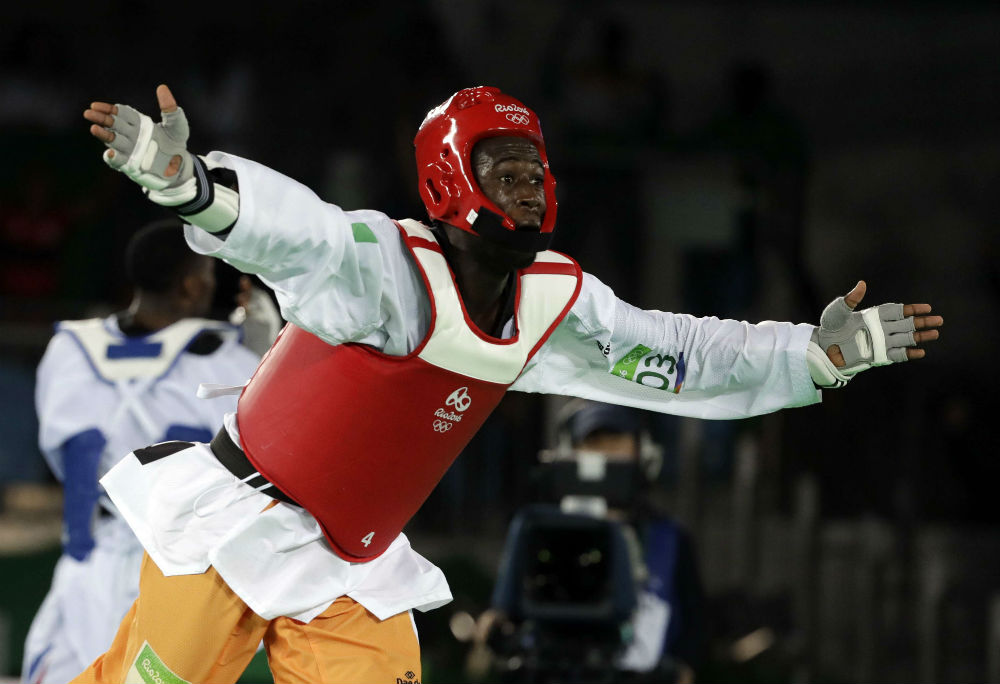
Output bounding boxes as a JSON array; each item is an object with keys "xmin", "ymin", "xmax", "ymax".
[
  {"xmin": 84, "ymin": 84, "xmax": 192, "ymax": 189},
  {"xmin": 807, "ymin": 280, "xmax": 943, "ymax": 388},
  {"xmin": 84, "ymin": 85, "xmax": 240, "ymax": 234}
]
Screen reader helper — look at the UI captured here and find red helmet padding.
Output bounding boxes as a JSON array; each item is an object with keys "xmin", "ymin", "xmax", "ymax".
[{"xmin": 414, "ymin": 86, "xmax": 557, "ymax": 240}]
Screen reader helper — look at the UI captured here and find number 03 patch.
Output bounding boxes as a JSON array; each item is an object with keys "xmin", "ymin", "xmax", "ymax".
[
  {"xmin": 610, "ymin": 344, "xmax": 686, "ymax": 394},
  {"xmin": 125, "ymin": 642, "xmax": 191, "ymax": 684}
]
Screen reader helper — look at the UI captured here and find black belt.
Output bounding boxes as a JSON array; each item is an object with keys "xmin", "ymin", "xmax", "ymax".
[{"xmin": 209, "ymin": 428, "xmax": 300, "ymax": 507}]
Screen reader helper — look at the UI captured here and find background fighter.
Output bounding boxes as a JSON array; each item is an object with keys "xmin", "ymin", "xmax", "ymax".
[{"xmin": 22, "ymin": 219, "xmax": 262, "ymax": 684}]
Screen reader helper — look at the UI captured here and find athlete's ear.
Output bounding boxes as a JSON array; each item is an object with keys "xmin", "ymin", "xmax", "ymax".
[
  {"xmin": 419, "ymin": 161, "xmax": 454, "ymax": 216},
  {"xmin": 179, "ymin": 272, "xmax": 208, "ymax": 311}
]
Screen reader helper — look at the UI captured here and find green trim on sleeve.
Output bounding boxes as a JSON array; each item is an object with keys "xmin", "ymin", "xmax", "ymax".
[{"xmin": 351, "ymin": 222, "xmax": 378, "ymax": 244}]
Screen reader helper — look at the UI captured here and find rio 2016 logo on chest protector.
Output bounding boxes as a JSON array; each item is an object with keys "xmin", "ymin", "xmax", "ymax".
[
  {"xmin": 446, "ymin": 386, "xmax": 472, "ymax": 412},
  {"xmin": 432, "ymin": 386, "xmax": 472, "ymax": 432}
]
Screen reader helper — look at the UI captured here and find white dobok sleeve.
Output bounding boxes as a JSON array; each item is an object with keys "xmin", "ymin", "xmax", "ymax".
[
  {"xmin": 511, "ymin": 272, "xmax": 821, "ymax": 420},
  {"xmin": 183, "ymin": 152, "xmax": 407, "ymax": 347}
]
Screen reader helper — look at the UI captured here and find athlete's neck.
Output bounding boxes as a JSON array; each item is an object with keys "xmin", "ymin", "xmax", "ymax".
[
  {"xmin": 434, "ymin": 224, "xmax": 526, "ymax": 336},
  {"xmin": 122, "ymin": 291, "xmax": 194, "ymax": 334}
]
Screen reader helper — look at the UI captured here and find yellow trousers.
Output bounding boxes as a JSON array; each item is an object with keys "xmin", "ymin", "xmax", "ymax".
[{"xmin": 71, "ymin": 553, "xmax": 421, "ymax": 684}]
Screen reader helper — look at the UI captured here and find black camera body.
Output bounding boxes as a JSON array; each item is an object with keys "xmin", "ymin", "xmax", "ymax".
[{"xmin": 488, "ymin": 504, "xmax": 638, "ymax": 682}]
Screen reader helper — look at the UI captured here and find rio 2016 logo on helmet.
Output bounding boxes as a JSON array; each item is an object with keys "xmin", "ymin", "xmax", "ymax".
[{"xmin": 414, "ymin": 86, "xmax": 557, "ymax": 252}]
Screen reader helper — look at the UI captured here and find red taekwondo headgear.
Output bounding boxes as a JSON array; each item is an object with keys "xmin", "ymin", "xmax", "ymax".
[{"xmin": 414, "ymin": 86, "xmax": 557, "ymax": 252}]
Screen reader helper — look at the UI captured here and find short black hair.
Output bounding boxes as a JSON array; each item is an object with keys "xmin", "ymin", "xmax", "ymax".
[{"xmin": 124, "ymin": 218, "xmax": 206, "ymax": 294}]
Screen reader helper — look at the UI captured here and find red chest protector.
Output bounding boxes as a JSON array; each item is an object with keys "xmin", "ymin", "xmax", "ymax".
[{"xmin": 237, "ymin": 219, "xmax": 581, "ymax": 561}]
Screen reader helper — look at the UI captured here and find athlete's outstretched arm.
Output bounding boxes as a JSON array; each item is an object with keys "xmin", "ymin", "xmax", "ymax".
[
  {"xmin": 86, "ymin": 84, "xmax": 408, "ymax": 349},
  {"xmin": 512, "ymin": 272, "xmax": 822, "ymax": 419},
  {"xmin": 84, "ymin": 84, "xmax": 239, "ymax": 235},
  {"xmin": 512, "ymin": 273, "xmax": 943, "ymax": 419}
]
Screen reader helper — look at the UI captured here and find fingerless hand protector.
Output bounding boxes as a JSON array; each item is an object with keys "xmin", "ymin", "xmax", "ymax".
[
  {"xmin": 101, "ymin": 104, "xmax": 238, "ymax": 233},
  {"xmin": 807, "ymin": 297, "xmax": 916, "ymax": 388}
]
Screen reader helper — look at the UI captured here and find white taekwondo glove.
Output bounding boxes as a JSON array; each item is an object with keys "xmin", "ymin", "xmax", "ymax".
[
  {"xmin": 807, "ymin": 296, "xmax": 916, "ymax": 388},
  {"xmin": 101, "ymin": 103, "xmax": 238, "ymax": 233}
]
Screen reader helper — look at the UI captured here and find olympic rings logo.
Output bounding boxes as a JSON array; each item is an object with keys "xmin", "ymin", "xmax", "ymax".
[
  {"xmin": 506, "ymin": 112, "xmax": 530, "ymax": 126},
  {"xmin": 433, "ymin": 420, "xmax": 453, "ymax": 433}
]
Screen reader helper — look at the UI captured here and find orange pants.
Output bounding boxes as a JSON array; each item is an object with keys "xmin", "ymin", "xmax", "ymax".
[{"xmin": 71, "ymin": 553, "xmax": 421, "ymax": 684}]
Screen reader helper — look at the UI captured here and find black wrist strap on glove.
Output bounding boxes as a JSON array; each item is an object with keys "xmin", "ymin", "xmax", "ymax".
[{"xmin": 147, "ymin": 155, "xmax": 240, "ymax": 234}]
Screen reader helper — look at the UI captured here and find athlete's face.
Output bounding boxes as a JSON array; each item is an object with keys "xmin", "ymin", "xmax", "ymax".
[{"xmin": 472, "ymin": 136, "xmax": 546, "ymax": 230}]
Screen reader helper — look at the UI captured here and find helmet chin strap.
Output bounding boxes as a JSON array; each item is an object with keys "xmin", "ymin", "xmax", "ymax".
[{"xmin": 470, "ymin": 207, "xmax": 554, "ymax": 252}]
